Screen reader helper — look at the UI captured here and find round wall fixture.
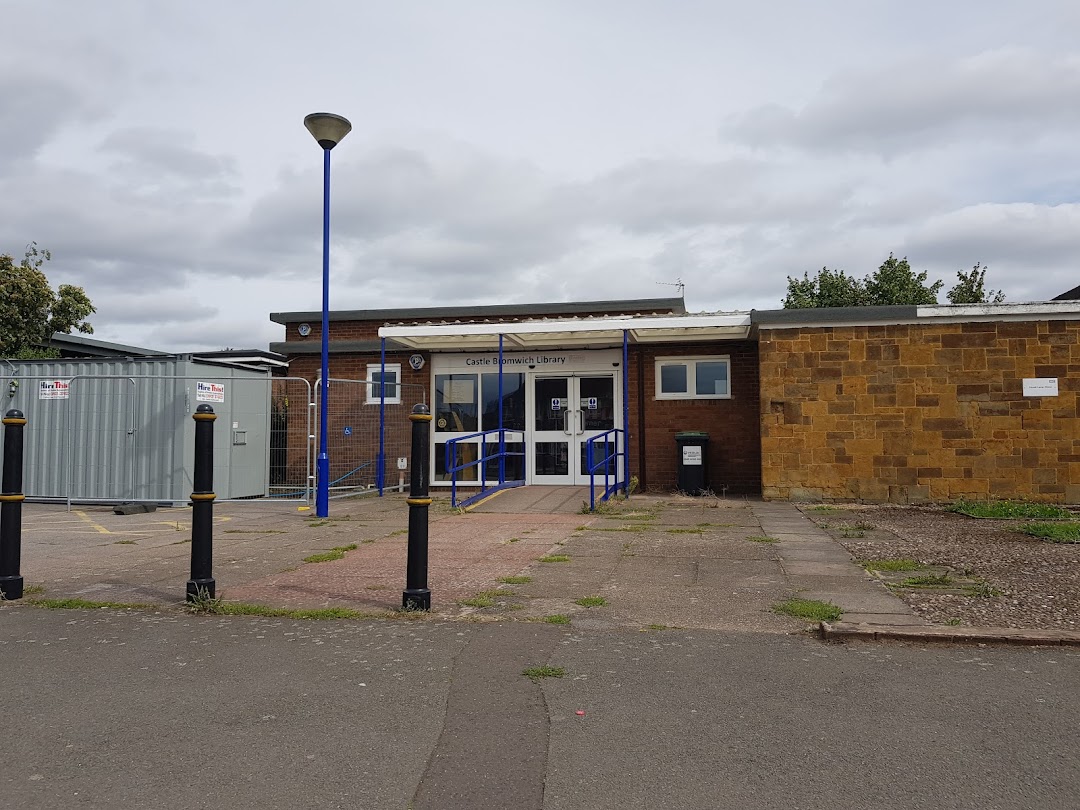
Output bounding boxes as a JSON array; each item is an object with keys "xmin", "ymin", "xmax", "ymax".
[{"xmin": 298, "ymin": 323, "xmax": 312, "ymax": 336}]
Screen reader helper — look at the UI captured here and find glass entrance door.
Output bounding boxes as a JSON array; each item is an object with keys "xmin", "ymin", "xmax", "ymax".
[{"xmin": 531, "ymin": 374, "xmax": 616, "ymax": 484}]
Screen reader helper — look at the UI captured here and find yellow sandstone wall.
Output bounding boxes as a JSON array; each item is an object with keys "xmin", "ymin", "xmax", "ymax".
[{"xmin": 759, "ymin": 320, "xmax": 1080, "ymax": 503}]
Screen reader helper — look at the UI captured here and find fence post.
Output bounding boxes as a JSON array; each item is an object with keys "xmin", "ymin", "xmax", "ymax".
[
  {"xmin": 403, "ymin": 403, "xmax": 431, "ymax": 610},
  {"xmin": 0, "ymin": 409, "xmax": 26, "ymax": 600},
  {"xmin": 186, "ymin": 404, "xmax": 216, "ymax": 601}
]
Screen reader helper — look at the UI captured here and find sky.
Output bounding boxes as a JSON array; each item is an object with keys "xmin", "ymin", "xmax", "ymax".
[{"xmin": 2, "ymin": 1, "xmax": 1080, "ymax": 353}]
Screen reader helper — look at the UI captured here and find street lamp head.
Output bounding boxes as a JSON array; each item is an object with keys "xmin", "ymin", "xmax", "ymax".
[{"xmin": 304, "ymin": 112, "xmax": 352, "ymax": 150}]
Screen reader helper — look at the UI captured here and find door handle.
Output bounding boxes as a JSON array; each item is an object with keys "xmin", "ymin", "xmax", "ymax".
[{"xmin": 563, "ymin": 409, "xmax": 571, "ymax": 435}]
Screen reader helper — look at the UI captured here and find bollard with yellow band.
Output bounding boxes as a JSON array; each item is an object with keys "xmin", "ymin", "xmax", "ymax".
[
  {"xmin": 187, "ymin": 404, "xmax": 217, "ymax": 601},
  {"xmin": 403, "ymin": 403, "xmax": 432, "ymax": 610},
  {"xmin": 1, "ymin": 409, "xmax": 27, "ymax": 600}
]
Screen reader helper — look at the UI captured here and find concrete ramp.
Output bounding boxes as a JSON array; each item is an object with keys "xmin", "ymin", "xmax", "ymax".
[{"xmin": 469, "ymin": 485, "xmax": 592, "ymax": 514}]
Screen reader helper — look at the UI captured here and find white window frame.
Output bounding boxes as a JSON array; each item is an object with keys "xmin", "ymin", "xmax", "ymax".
[
  {"xmin": 365, "ymin": 363, "xmax": 401, "ymax": 405},
  {"xmin": 654, "ymin": 355, "xmax": 731, "ymax": 400}
]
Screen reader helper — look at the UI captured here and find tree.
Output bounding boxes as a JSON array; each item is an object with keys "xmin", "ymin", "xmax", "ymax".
[
  {"xmin": 946, "ymin": 263, "xmax": 1005, "ymax": 304},
  {"xmin": 782, "ymin": 267, "xmax": 867, "ymax": 308},
  {"xmin": 0, "ymin": 243, "xmax": 95, "ymax": 358},
  {"xmin": 863, "ymin": 254, "xmax": 942, "ymax": 306},
  {"xmin": 783, "ymin": 253, "xmax": 955, "ymax": 308}
]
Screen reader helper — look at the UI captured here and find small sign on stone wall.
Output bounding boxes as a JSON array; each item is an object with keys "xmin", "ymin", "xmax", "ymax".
[{"xmin": 1022, "ymin": 378, "xmax": 1058, "ymax": 397}]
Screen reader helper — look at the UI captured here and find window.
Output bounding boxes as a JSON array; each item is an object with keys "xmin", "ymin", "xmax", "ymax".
[
  {"xmin": 655, "ymin": 356, "xmax": 730, "ymax": 400},
  {"xmin": 365, "ymin": 363, "xmax": 401, "ymax": 404}
]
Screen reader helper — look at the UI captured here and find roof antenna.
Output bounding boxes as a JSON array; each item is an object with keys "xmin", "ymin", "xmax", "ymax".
[{"xmin": 656, "ymin": 278, "xmax": 685, "ymax": 298}]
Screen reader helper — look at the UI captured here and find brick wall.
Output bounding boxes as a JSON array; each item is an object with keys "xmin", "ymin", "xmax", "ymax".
[
  {"xmin": 631, "ymin": 341, "xmax": 761, "ymax": 494},
  {"xmin": 759, "ymin": 320, "xmax": 1080, "ymax": 503}
]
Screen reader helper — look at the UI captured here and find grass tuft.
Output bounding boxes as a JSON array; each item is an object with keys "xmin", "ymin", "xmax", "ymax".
[
  {"xmin": 900, "ymin": 573, "xmax": 953, "ymax": 588},
  {"xmin": 498, "ymin": 575, "xmax": 532, "ymax": 585},
  {"xmin": 860, "ymin": 558, "xmax": 923, "ymax": 572},
  {"xmin": 1017, "ymin": 522, "xmax": 1080, "ymax": 543},
  {"xmin": 30, "ymin": 597, "xmax": 153, "ymax": 611},
  {"xmin": 950, "ymin": 500, "xmax": 1072, "ymax": 520},
  {"xmin": 574, "ymin": 596, "xmax": 607, "ymax": 608},
  {"xmin": 302, "ymin": 544, "xmax": 358, "ymax": 564},
  {"xmin": 666, "ymin": 528, "xmax": 703, "ymax": 535},
  {"xmin": 539, "ymin": 554, "xmax": 571, "ymax": 563},
  {"xmin": 522, "ymin": 665, "xmax": 565, "ymax": 681},
  {"xmin": 541, "ymin": 614, "xmax": 570, "ymax": 624},
  {"xmin": 459, "ymin": 589, "xmax": 514, "ymax": 608},
  {"xmin": 773, "ymin": 598, "xmax": 842, "ymax": 622}
]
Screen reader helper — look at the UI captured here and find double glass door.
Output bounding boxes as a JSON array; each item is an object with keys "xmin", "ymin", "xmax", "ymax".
[{"xmin": 532, "ymin": 375, "xmax": 616, "ymax": 484}]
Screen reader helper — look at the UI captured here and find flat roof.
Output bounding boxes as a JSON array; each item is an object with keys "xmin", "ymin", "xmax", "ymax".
[{"xmin": 270, "ymin": 297, "xmax": 685, "ymax": 325}]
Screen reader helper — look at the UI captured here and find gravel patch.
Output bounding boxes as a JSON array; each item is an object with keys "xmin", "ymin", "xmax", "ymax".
[{"xmin": 801, "ymin": 504, "xmax": 1080, "ymax": 631}]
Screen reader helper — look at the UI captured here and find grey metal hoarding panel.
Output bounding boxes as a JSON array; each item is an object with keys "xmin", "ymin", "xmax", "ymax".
[{"xmin": 1, "ymin": 358, "xmax": 275, "ymax": 503}]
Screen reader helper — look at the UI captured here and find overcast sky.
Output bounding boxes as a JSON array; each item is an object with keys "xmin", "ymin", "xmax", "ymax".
[{"xmin": 3, "ymin": 1, "xmax": 1079, "ymax": 352}]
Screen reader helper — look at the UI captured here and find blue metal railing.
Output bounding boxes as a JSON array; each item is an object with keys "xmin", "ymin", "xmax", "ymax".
[
  {"xmin": 586, "ymin": 428, "xmax": 627, "ymax": 511},
  {"xmin": 446, "ymin": 428, "xmax": 526, "ymax": 508}
]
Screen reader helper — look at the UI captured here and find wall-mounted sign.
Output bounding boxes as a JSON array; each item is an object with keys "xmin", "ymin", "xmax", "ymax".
[
  {"xmin": 196, "ymin": 381, "xmax": 225, "ymax": 403},
  {"xmin": 409, "ymin": 354, "xmax": 425, "ymax": 370},
  {"xmin": 1023, "ymin": 378, "xmax": 1058, "ymax": 397},
  {"xmin": 344, "ymin": 426, "xmax": 352, "ymax": 436},
  {"xmin": 38, "ymin": 380, "xmax": 70, "ymax": 400},
  {"xmin": 397, "ymin": 457, "xmax": 408, "ymax": 470},
  {"xmin": 297, "ymin": 323, "xmax": 312, "ymax": 336}
]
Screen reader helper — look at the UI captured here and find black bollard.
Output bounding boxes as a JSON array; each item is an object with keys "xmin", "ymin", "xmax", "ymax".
[
  {"xmin": 186, "ymin": 404, "xmax": 216, "ymax": 602},
  {"xmin": 402, "ymin": 403, "xmax": 432, "ymax": 610},
  {"xmin": 0, "ymin": 409, "xmax": 26, "ymax": 600}
]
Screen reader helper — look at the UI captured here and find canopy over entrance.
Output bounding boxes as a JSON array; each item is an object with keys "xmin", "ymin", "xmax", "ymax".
[{"xmin": 378, "ymin": 312, "xmax": 752, "ymax": 351}]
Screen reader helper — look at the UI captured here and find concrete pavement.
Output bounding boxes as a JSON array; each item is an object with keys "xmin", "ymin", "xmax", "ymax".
[{"xmin": 4, "ymin": 608, "xmax": 1079, "ymax": 809}]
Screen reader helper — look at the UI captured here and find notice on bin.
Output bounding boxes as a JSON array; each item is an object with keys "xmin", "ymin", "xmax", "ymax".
[
  {"xmin": 38, "ymin": 380, "xmax": 70, "ymax": 400},
  {"xmin": 196, "ymin": 381, "xmax": 225, "ymax": 403},
  {"xmin": 682, "ymin": 445, "xmax": 703, "ymax": 466}
]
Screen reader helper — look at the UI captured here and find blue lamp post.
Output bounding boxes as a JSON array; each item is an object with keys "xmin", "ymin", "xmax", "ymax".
[{"xmin": 304, "ymin": 112, "xmax": 352, "ymax": 518}]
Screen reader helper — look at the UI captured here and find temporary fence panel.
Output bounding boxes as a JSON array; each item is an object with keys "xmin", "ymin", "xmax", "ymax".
[
  {"xmin": 317, "ymin": 379, "xmax": 426, "ymax": 498},
  {"xmin": 1, "ymin": 360, "xmax": 313, "ymax": 504}
]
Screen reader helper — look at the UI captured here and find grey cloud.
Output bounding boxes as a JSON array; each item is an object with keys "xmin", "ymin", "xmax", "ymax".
[
  {"xmin": 0, "ymin": 75, "xmax": 88, "ymax": 171},
  {"xmin": 726, "ymin": 49, "xmax": 1080, "ymax": 155},
  {"xmin": 99, "ymin": 127, "xmax": 239, "ymax": 185},
  {"xmin": 94, "ymin": 294, "xmax": 218, "ymax": 326}
]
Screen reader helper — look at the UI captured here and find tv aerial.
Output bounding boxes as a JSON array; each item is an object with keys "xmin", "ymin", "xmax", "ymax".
[{"xmin": 656, "ymin": 277, "xmax": 685, "ymax": 297}]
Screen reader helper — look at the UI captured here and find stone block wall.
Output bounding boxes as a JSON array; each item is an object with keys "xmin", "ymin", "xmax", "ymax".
[{"xmin": 759, "ymin": 320, "xmax": 1080, "ymax": 503}]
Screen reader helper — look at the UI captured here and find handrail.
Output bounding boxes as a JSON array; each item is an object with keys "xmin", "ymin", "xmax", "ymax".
[
  {"xmin": 586, "ymin": 428, "xmax": 626, "ymax": 511},
  {"xmin": 446, "ymin": 428, "xmax": 525, "ymax": 508}
]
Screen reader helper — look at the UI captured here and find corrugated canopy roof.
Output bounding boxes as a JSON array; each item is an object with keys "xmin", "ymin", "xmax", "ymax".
[{"xmin": 379, "ymin": 313, "xmax": 752, "ymax": 350}]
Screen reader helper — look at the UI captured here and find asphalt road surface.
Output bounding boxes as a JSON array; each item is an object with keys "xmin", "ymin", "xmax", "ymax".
[{"xmin": 4, "ymin": 607, "xmax": 1078, "ymax": 809}]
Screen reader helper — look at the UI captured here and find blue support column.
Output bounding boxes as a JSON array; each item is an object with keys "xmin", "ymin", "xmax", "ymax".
[
  {"xmin": 623, "ymin": 329, "xmax": 630, "ymax": 495},
  {"xmin": 316, "ymin": 146, "xmax": 332, "ymax": 518},
  {"xmin": 498, "ymin": 334, "xmax": 505, "ymax": 484},
  {"xmin": 378, "ymin": 337, "xmax": 386, "ymax": 495}
]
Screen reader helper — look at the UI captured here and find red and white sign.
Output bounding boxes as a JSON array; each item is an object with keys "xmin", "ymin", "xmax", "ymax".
[
  {"xmin": 38, "ymin": 380, "xmax": 70, "ymax": 400},
  {"xmin": 196, "ymin": 381, "xmax": 225, "ymax": 403}
]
